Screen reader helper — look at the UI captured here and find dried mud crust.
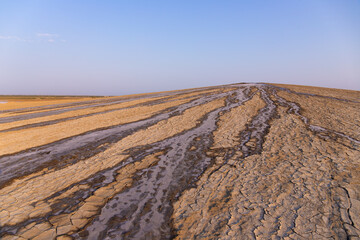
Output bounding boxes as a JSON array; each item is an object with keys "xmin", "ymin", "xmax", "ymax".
[{"xmin": 0, "ymin": 83, "xmax": 359, "ymax": 240}]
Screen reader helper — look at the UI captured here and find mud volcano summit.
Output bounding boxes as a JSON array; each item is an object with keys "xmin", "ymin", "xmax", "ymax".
[{"xmin": 0, "ymin": 83, "xmax": 359, "ymax": 239}]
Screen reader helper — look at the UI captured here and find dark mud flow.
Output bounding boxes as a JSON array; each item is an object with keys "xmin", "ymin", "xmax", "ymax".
[{"xmin": 1, "ymin": 83, "xmax": 359, "ymax": 240}]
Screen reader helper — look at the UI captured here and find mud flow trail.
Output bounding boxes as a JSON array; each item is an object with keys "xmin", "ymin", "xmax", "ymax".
[{"xmin": 0, "ymin": 83, "xmax": 359, "ymax": 240}]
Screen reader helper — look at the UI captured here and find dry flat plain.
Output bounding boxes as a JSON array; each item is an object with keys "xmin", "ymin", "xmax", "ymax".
[{"xmin": 0, "ymin": 83, "xmax": 359, "ymax": 240}]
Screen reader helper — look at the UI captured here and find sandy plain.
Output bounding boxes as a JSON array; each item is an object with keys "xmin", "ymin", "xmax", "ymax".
[{"xmin": 0, "ymin": 83, "xmax": 359, "ymax": 239}]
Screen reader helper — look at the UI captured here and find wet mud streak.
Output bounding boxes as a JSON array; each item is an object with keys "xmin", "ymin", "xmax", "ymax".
[
  {"xmin": 236, "ymin": 86, "xmax": 277, "ymax": 158},
  {"xmin": 271, "ymin": 88, "xmax": 360, "ymax": 146},
  {"xmin": 0, "ymin": 90, "xmax": 221, "ymax": 187},
  {"xmin": 82, "ymin": 86, "xmax": 253, "ymax": 239},
  {"xmin": 0, "ymin": 83, "xmax": 359, "ymax": 240}
]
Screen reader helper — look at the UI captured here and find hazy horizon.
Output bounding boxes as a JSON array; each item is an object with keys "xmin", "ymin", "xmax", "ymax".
[
  {"xmin": 1, "ymin": 1, "xmax": 359, "ymax": 95},
  {"xmin": 0, "ymin": 81, "xmax": 359, "ymax": 98}
]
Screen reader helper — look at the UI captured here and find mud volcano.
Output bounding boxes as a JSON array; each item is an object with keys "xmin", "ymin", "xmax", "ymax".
[{"xmin": 0, "ymin": 83, "xmax": 359, "ymax": 239}]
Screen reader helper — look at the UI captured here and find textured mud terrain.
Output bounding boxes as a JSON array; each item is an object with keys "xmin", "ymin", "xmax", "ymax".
[{"xmin": 0, "ymin": 83, "xmax": 359, "ymax": 240}]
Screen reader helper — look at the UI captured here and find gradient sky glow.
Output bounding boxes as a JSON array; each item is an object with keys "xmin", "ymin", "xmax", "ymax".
[{"xmin": 1, "ymin": 0, "xmax": 359, "ymax": 95}]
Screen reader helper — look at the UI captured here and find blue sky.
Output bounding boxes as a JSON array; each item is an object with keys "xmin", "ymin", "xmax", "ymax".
[{"xmin": 0, "ymin": 0, "xmax": 359, "ymax": 95}]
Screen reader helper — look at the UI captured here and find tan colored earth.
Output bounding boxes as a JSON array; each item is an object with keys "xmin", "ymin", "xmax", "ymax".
[{"xmin": 0, "ymin": 83, "xmax": 359, "ymax": 239}]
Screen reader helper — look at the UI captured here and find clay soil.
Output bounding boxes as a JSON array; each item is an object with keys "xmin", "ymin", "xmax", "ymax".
[{"xmin": 0, "ymin": 83, "xmax": 359, "ymax": 240}]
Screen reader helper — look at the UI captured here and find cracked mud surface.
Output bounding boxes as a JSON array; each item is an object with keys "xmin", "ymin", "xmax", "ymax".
[{"xmin": 0, "ymin": 83, "xmax": 359, "ymax": 240}]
